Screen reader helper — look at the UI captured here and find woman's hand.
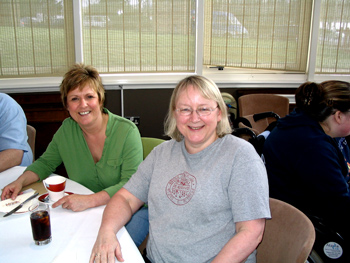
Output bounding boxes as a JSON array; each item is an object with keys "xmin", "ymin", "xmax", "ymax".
[
  {"xmin": 89, "ymin": 189, "xmax": 143, "ymax": 263},
  {"xmin": 89, "ymin": 228, "xmax": 124, "ymax": 263},
  {"xmin": 52, "ymin": 191, "xmax": 110, "ymax": 212},
  {"xmin": 1, "ymin": 171, "xmax": 39, "ymax": 200},
  {"xmin": 52, "ymin": 194, "xmax": 93, "ymax": 212},
  {"xmin": 1, "ymin": 180, "xmax": 23, "ymax": 200}
]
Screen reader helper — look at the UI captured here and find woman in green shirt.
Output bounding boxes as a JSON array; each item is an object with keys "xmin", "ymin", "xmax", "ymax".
[{"xmin": 1, "ymin": 63, "xmax": 143, "ymax": 215}]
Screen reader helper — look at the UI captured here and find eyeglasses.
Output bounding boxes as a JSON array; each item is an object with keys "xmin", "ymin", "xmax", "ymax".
[{"xmin": 176, "ymin": 106, "xmax": 218, "ymax": 116}]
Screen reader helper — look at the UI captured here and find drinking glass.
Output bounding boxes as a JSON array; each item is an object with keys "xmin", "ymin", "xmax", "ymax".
[{"xmin": 29, "ymin": 203, "xmax": 52, "ymax": 245}]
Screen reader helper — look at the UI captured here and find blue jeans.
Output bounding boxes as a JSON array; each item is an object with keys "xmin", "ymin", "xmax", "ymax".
[{"xmin": 125, "ymin": 206, "xmax": 149, "ymax": 247}]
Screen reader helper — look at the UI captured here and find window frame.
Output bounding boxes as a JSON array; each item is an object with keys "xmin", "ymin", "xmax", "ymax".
[{"xmin": 0, "ymin": 0, "xmax": 349, "ymax": 94}]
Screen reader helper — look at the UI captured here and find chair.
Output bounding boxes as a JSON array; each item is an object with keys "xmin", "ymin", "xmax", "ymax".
[
  {"xmin": 237, "ymin": 94, "xmax": 289, "ymax": 134},
  {"xmin": 26, "ymin": 125, "xmax": 36, "ymax": 161},
  {"xmin": 257, "ymin": 198, "xmax": 315, "ymax": 263},
  {"xmin": 141, "ymin": 137, "xmax": 165, "ymax": 160},
  {"xmin": 238, "ymin": 94, "xmax": 290, "ymax": 118},
  {"xmin": 138, "ymin": 137, "xmax": 166, "ymax": 254}
]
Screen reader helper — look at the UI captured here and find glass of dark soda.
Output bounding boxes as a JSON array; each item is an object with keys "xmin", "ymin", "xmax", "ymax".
[{"xmin": 29, "ymin": 202, "xmax": 52, "ymax": 245}]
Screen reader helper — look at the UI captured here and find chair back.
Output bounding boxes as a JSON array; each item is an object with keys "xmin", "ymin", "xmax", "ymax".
[
  {"xmin": 237, "ymin": 94, "xmax": 289, "ymax": 134},
  {"xmin": 26, "ymin": 125, "xmax": 36, "ymax": 161},
  {"xmin": 141, "ymin": 137, "xmax": 165, "ymax": 160},
  {"xmin": 257, "ymin": 198, "xmax": 315, "ymax": 263},
  {"xmin": 238, "ymin": 94, "xmax": 289, "ymax": 118}
]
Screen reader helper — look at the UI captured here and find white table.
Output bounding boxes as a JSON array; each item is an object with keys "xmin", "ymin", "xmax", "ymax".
[{"xmin": 0, "ymin": 166, "xmax": 145, "ymax": 263}]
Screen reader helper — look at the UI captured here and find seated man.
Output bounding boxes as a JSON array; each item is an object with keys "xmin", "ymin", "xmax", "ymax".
[{"xmin": 0, "ymin": 93, "xmax": 33, "ymax": 172}]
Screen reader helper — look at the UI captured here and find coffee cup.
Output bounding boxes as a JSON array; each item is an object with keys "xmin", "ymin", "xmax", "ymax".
[{"xmin": 43, "ymin": 175, "xmax": 66, "ymax": 202}]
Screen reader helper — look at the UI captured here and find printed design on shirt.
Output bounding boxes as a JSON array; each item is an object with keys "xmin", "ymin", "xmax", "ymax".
[{"xmin": 165, "ymin": 172, "xmax": 197, "ymax": 205}]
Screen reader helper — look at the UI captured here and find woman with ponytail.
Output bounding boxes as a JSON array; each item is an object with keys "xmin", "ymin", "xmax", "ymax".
[{"xmin": 263, "ymin": 80, "xmax": 350, "ymax": 244}]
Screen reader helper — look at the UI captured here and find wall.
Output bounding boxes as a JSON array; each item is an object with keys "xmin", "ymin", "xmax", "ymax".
[{"xmin": 9, "ymin": 87, "xmax": 297, "ymax": 158}]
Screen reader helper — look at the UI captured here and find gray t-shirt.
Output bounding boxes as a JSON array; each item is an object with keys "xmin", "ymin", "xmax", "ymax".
[{"xmin": 124, "ymin": 135, "xmax": 270, "ymax": 263}]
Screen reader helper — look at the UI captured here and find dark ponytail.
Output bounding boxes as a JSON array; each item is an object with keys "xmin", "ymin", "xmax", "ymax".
[{"xmin": 295, "ymin": 80, "xmax": 350, "ymax": 122}]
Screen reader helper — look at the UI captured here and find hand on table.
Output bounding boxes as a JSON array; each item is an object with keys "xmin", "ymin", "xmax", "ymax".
[
  {"xmin": 52, "ymin": 194, "xmax": 93, "ymax": 212},
  {"xmin": 1, "ymin": 180, "xmax": 23, "ymax": 200},
  {"xmin": 89, "ymin": 229, "xmax": 124, "ymax": 263}
]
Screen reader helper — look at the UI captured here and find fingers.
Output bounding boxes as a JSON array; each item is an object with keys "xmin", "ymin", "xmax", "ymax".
[
  {"xmin": 51, "ymin": 197, "xmax": 66, "ymax": 209},
  {"xmin": 52, "ymin": 197, "xmax": 72, "ymax": 210},
  {"xmin": 89, "ymin": 250, "xmax": 97, "ymax": 263},
  {"xmin": 89, "ymin": 252, "xmax": 101, "ymax": 263},
  {"xmin": 0, "ymin": 189, "xmax": 8, "ymax": 200},
  {"xmin": 115, "ymin": 246, "xmax": 125, "ymax": 262},
  {"xmin": 1, "ymin": 185, "xmax": 20, "ymax": 200},
  {"xmin": 52, "ymin": 195, "xmax": 87, "ymax": 212},
  {"xmin": 90, "ymin": 249, "xmax": 117, "ymax": 263},
  {"xmin": 90, "ymin": 249, "xmax": 123, "ymax": 263},
  {"xmin": 89, "ymin": 234, "xmax": 123, "ymax": 263}
]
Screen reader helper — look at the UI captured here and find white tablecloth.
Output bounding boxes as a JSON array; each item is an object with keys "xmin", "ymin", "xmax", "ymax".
[{"xmin": 0, "ymin": 166, "xmax": 144, "ymax": 263}]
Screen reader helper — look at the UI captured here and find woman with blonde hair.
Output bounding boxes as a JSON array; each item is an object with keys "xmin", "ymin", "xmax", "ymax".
[{"xmin": 90, "ymin": 75, "xmax": 270, "ymax": 263}]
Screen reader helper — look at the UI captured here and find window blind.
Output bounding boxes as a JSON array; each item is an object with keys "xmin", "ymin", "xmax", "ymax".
[
  {"xmin": 316, "ymin": 0, "xmax": 350, "ymax": 74},
  {"xmin": 204, "ymin": 0, "xmax": 312, "ymax": 72},
  {"xmin": 82, "ymin": 0, "xmax": 196, "ymax": 73},
  {"xmin": 0, "ymin": 0, "xmax": 75, "ymax": 77},
  {"xmin": 1, "ymin": 0, "xmax": 350, "ymax": 78}
]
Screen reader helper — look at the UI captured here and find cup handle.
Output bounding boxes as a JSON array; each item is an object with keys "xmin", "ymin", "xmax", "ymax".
[{"xmin": 43, "ymin": 181, "xmax": 49, "ymax": 191}]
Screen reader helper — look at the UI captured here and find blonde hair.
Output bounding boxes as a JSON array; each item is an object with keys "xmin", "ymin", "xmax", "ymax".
[
  {"xmin": 164, "ymin": 75, "xmax": 232, "ymax": 141},
  {"xmin": 60, "ymin": 63, "xmax": 105, "ymax": 111}
]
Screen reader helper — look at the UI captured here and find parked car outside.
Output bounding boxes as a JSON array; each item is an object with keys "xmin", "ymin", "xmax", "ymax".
[
  {"xmin": 211, "ymin": 11, "xmax": 248, "ymax": 37},
  {"xmin": 83, "ymin": 15, "xmax": 110, "ymax": 27}
]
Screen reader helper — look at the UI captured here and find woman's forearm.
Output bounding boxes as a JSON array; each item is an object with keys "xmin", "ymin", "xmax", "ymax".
[
  {"xmin": 17, "ymin": 170, "xmax": 40, "ymax": 186},
  {"xmin": 100, "ymin": 188, "xmax": 144, "ymax": 234},
  {"xmin": 212, "ymin": 219, "xmax": 265, "ymax": 263}
]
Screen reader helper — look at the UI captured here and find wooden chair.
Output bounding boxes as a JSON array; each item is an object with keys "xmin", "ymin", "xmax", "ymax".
[
  {"xmin": 237, "ymin": 94, "xmax": 289, "ymax": 134},
  {"xmin": 26, "ymin": 125, "xmax": 36, "ymax": 161},
  {"xmin": 257, "ymin": 198, "xmax": 315, "ymax": 263}
]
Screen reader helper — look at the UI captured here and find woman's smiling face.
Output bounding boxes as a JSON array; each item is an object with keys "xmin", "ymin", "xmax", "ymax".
[
  {"xmin": 175, "ymin": 85, "xmax": 222, "ymax": 154},
  {"xmin": 66, "ymin": 84, "xmax": 102, "ymax": 128}
]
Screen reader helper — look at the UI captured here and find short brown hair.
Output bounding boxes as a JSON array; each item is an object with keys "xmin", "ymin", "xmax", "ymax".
[{"xmin": 60, "ymin": 63, "xmax": 105, "ymax": 110}]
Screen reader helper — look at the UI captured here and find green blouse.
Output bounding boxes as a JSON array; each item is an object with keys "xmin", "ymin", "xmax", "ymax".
[{"xmin": 26, "ymin": 109, "xmax": 143, "ymax": 197}]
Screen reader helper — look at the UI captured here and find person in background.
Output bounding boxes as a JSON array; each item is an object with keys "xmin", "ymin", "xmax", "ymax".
[
  {"xmin": 0, "ymin": 93, "xmax": 33, "ymax": 172},
  {"xmin": 0, "ymin": 63, "xmax": 147, "ymax": 247},
  {"xmin": 263, "ymin": 80, "xmax": 350, "ymax": 244},
  {"xmin": 90, "ymin": 75, "xmax": 270, "ymax": 263},
  {"xmin": 336, "ymin": 137, "xmax": 350, "ymax": 182}
]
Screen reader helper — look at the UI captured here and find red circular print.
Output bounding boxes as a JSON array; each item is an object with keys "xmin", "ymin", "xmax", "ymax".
[{"xmin": 165, "ymin": 172, "xmax": 197, "ymax": 205}]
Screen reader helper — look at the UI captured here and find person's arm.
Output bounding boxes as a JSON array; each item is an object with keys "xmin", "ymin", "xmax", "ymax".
[
  {"xmin": 0, "ymin": 149, "xmax": 23, "ymax": 173},
  {"xmin": 212, "ymin": 219, "xmax": 265, "ymax": 263},
  {"xmin": 295, "ymin": 144, "xmax": 350, "ymax": 203},
  {"xmin": 89, "ymin": 188, "xmax": 144, "ymax": 263},
  {"xmin": 1, "ymin": 170, "xmax": 40, "ymax": 200}
]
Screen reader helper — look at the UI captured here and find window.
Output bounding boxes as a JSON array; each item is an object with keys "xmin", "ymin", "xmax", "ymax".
[
  {"xmin": 82, "ymin": 0, "xmax": 196, "ymax": 73},
  {"xmin": 204, "ymin": 0, "xmax": 312, "ymax": 72},
  {"xmin": 1, "ymin": 0, "xmax": 350, "ymax": 81},
  {"xmin": 316, "ymin": 0, "xmax": 350, "ymax": 74},
  {"xmin": 0, "ymin": 0, "xmax": 75, "ymax": 77}
]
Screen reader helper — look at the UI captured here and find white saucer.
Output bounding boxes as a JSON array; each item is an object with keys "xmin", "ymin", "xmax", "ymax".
[{"xmin": 38, "ymin": 192, "xmax": 73, "ymax": 204}]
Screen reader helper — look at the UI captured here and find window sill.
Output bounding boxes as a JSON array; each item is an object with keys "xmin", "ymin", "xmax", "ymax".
[{"xmin": 1, "ymin": 71, "xmax": 349, "ymax": 93}]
